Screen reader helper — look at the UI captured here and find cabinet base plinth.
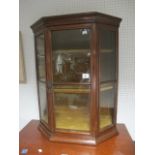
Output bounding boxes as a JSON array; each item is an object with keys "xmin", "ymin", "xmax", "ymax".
[{"xmin": 38, "ymin": 122, "xmax": 118, "ymax": 145}]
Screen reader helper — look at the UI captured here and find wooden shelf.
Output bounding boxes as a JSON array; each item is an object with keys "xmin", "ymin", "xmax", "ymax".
[
  {"xmin": 39, "ymin": 79, "xmax": 46, "ymax": 83},
  {"xmin": 54, "ymin": 49, "xmax": 113, "ymax": 53},
  {"xmin": 53, "ymin": 88, "xmax": 90, "ymax": 93},
  {"xmin": 37, "ymin": 54, "xmax": 45, "ymax": 57},
  {"xmin": 100, "ymin": 86, "xmax": 113, "ymax": 91},
  {"xmin": 100, "ymin": 49, "xmax": 113, "ymax": 53},
  {"xmin": 100, "ymin": 82, "xmax": 114, "ymax": 92},
  {"xmin": 53, "ymin": 84, "xmax": 113, "ymax": 93}
]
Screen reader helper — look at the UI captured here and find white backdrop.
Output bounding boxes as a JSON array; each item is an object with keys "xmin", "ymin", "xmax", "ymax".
[{"xmin": 19, "ymin": 0, "xmax": 135, "ymax": 140}]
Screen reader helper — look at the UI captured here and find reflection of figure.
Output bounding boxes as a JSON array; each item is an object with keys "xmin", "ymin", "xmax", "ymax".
[
  {"xmin": 70, "ymin": 57, "xmax": 75, "ymax": 70},
  {"xmin": 56, "ymin": 54, "xmax": 63, "ymax": 73}
]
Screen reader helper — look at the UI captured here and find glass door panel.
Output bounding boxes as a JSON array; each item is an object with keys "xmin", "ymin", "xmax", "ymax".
[
  {"xmin": 53, "ymin": 85, "xmax": 90, "ymax": 131},
  {"xmin": 51, "ymin": 28, "xmax": 91, "ymax": 131},
  {"xmin": 36, "ymin": 34, "xmax": 48, "ymax": 124},
  {"xmin": 52, "ymin": 29, "xmax": 91, "ymax": 83},
  {"xmin": 99, "ymin": 29, "xmax": 116, "ymax": 130}
]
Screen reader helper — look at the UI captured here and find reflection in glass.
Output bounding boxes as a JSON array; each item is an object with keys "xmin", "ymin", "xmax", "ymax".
[
  {"xmin": 52, "ymin": 29, "xmax": 91, "ymax": 83},
  {"xmin": 36, "ymin": 34, "xmax": 48, "ymax": 124},
  {"xmin": 54, "ymin": 86, "xmax": 90, "ymax": 131}
]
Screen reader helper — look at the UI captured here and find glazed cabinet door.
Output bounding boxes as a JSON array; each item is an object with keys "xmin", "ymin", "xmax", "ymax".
[{"xmin": 50, "ymin": 28, "xmax": 92, "ymax": 132}]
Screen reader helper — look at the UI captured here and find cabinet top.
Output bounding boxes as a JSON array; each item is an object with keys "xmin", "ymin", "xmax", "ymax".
[{"xmin": 31, "ymin": 12, "xmax": 122, "ymax": 33}]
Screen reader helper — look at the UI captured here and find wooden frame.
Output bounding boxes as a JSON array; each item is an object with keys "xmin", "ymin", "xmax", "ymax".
[
  {"xmin": 31, "ymin": 12, "xmax": 122, "ymax": 145},
  {"xmin": 19, "ymin": 31, "xmax": 26, "ymax": 83}
]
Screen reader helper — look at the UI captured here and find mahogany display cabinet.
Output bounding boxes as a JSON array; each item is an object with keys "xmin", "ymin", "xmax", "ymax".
[{"xmin": 31, "ymin": 12, "xmax": 122, "ymax": 145}]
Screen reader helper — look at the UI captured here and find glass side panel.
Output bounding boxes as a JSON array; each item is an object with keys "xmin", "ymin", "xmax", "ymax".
[
  {"xmin": 36, "ymin": 35, "xmax": 46, "ymax": 81},
  {"xmin": 38, "ymin": 82, "xmax": 48, "ymax": 123},
  {"xmin": 53, "ymin": 85, "xmax": 90, "ymax": 131},
  {"xmin": 37, "ymin": 55, "xmax": 46, "ymax": 82},
  {"xmin": 99, "ymin": 29, "xmax": 116, "ymax": 130},
  {"xmin": 36, "ymin": 34, "xmax": 48, "ymax": 124},
  {"xmin": 52, "ymin": 29, "xmax": 91, "ymax": 83},
  {"xmin": 99, "ymin": 29, "xmax": 116, "ymax": 82},
  {"xmin": 36, "ymin": 34, "xmax": 45, "ymax": 56},
  {"xmin": 99, "ymin": 83, "xmax": 115, "ymax": 129}
]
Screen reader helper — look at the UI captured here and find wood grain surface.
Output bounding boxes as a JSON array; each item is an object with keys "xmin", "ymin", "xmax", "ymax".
[{"xmin": 19, "ymin": 120, "xmax": 134, "ymax": 155}]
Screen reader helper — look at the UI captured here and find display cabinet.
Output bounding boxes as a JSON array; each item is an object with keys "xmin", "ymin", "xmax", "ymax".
[{"xmin": 31, "ymin": 12, "xmax": 121, "ymax": 145}]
